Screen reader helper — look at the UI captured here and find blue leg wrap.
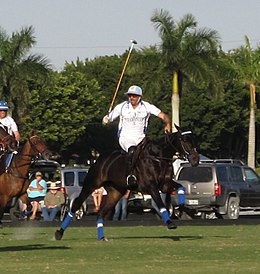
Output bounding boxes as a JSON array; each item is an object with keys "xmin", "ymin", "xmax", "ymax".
[
  {"xmin": 61, "ymin": 212, "xmax": 74, "ymax": 230},
  {"xmin": 160, "ymin": 208, "xmax": 171, "ymax": 223},
  {"xmin": 97, "ymin": 218, "xmax": 104, "ymax": 240},
  {"xmin": 178, "ymin": 187, "xmax": 186, "ymax": 205}
]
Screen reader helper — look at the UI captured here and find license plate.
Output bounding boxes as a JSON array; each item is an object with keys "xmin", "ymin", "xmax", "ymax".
[{"xmin": 187, "ymin": 199, "xmax": 199, "ymax": 205}]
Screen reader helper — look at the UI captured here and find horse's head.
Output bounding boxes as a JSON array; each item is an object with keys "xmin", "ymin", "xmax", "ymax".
[
  {"xmin": 29, "ymin": 135, "xmax": 52, "ymax": 160},
  {"xmin": 0, "ymin": 127, "xmax": 18, "ymax": 153},
  {"xmin": 174, "ymin": 125, "xmax": 200, "ymax": 167}
]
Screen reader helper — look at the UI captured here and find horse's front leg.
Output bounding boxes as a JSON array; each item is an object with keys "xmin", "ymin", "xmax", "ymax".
[
  {"xmin": 55, "ymin": 186, "xmax": 93, "ymax": 240},
  {"xmin": 96, "ymin": 187, "xmax": 123, "ymax": 241},
  {"xmin": 0, "ymin": 195, "xmax": 8, "ymax": 228},
  {"xmin": 149, "ymin": 185, "xmax": 177, "ymax": 230},
  {"xmin": 0, "ymin": 206, "xmax": 4, "ymax": 228}
]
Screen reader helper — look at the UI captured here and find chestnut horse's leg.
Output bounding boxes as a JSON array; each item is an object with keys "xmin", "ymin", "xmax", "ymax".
[
  {"xmin": 149, "ymin": 184, "xmax": 177, "ymax": 229},
  {"xmin": 96, "ymin": 187, "xmax": 123, "ymax": 241},
  {"xmin": 0, "ymin": 206, "xmax": 4, "ymax": 228},
  {"xmin": 0, "ymin": 195, "xmax": 8, "ymax": 228}
]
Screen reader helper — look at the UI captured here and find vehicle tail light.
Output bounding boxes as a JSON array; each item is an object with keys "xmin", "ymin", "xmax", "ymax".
[
  {"xmin": 60, "ymin": 186, "xmax": 67, "ymax": 195},
  {"xmin": 214, "ymin": 182, "xmax": 221, "ymax": 195},
  {"xmin": 170, "ymin": 190, "xmax": 177, "ymax": 195}
]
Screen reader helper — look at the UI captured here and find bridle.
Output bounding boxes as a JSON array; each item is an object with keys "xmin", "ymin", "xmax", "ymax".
[
  {"xmin": 28, "ymin": 135, "xmax": 48, "ymax": 155},
  {"xmin": 164, "ymin": 131, "xmax": 196, "ymax": 161},
  {"xmin": 6, "ymin": 135, "xmax": 49, "ymax": 179}
]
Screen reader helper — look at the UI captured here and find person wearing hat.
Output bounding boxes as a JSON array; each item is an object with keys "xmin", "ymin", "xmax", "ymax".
[
  {"xmin": 0, "ymin": 101, "xmax": 20, "ymax": 168},
  {"xmin": 102, "ymin": 85, "xmax": 171, "ymax": 188},
  {"xmin": 27, "ymin": 171, "xmax": 47, "ymax": 220},
  {"xmin": 42, "ymin": 181, "xmax": 65, "ymax": 221},
  {"xmin": 0, "ymin": 101, "xmax": 20, "ymax": 141}
]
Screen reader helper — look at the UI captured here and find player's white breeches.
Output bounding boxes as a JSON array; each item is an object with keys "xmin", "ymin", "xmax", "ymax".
[{"xmin": 119, "ymin": 136, "xmax": 144, "ymax": 152}]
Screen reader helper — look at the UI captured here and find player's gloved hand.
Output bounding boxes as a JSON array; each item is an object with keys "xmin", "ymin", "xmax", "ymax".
[{"xmin": 102, "ymin": 115, "xmax": 110, "ymax": 125}]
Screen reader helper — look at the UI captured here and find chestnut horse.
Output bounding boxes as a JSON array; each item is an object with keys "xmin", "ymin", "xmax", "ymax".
[
  {"xmin": 0, "ymin": 135, "xmax": 51, "ymax": 226},
  {"xmin": 55, "ymin": 126, "xmax": 199, "ymax": 241}
]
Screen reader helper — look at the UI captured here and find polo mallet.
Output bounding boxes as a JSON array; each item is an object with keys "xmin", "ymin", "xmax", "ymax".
[{"xmin": 108, "ymin": 39, "xmax": 137, "ymax": 113}]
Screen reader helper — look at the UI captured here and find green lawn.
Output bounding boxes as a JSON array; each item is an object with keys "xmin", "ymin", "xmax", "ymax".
[{"xmin": 1, "ymin": 225, "xmax": 260, "ymax": 274}]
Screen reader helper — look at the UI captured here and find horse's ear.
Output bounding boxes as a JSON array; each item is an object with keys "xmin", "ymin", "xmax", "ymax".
[
  {"xmin": 174, "ymin": 124, "xmax": 182, "ymax": 134},
  {"xmin": 28, "ymin": 131, "xmax": 35, "ymax": 137}
]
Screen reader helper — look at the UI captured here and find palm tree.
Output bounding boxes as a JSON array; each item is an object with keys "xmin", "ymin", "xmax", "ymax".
[
  {"xmin": 231, "ymin": 36, "xmax": 260, "ymax": 169},
  {"xmin": 0, "ymin": 26, "xmax": 50, "ymax": 123},
  {"xmin": 151, "ymin": 10, "xmax": 221, "ymax": 131}
]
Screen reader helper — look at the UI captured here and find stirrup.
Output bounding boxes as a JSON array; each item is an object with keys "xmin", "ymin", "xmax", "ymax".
[{"xmin": 126, "ymin": 174, "xmax": 137, "ymax": 187}]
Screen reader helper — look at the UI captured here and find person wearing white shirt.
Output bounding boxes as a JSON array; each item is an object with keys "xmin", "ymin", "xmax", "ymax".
[
  {"xmin": 0, "ymin": 101, "xmax": 20, "ymax": 168},
  {"xmin": 102, "ymin": 85, "xmax": 171, "ymax": 188}
]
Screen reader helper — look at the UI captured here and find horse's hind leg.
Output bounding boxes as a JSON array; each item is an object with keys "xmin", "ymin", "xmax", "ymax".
[
  {"xmin": 96, "ymin": 187, "xmax": 123, "ymax": 241},
  {"xmin": 149, "ymin": 185, "xmax": 177, "ymax": 230}
]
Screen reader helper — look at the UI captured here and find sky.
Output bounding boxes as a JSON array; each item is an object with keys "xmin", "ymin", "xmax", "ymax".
[{"xmin": 1, "ymin": 0, "xmax": 260, "ymax": 71}]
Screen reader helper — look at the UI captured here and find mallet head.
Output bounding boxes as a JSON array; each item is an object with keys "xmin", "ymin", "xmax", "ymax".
[{"xmin": 130, "ymin": 39, "xmax": 137, "ymax": 45}]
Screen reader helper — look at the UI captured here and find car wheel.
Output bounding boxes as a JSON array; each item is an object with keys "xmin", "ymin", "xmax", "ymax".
[
  {"xmin": 75, "ymin": 206, "xmax": 84, "ymax": 220},
  {"xmin": 173, "ymin": 206, "xmax": 194, "ymax": 220},
  {"xmin": 201, "ymin": 212, "xmax": 217, "ymax": 219},
  {"xmin": 222, "ymin": 197, "xmax": 240, "ymax": 219},
  {"xmin": 9, "ymin": 200, "xmax": 23, "ymax": 221}
]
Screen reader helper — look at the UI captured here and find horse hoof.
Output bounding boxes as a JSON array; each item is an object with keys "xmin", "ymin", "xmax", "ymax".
[
  {"xmin": 55, "ymin": 230, "xmax": 64, "ymax": 240},
  {"xmin": 167, "ymin": 221, "xmax": 177, "ymax": 230}
]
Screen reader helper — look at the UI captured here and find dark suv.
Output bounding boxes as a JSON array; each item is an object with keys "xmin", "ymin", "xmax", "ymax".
[{"xmin": 171, "ymin": 160, "xmax": 260, "ymax": 219}]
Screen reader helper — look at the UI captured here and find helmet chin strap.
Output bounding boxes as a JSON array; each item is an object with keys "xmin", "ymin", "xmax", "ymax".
[{"xmin": 128, "ymin": 96, "xmax": 142, "ymax": 106}]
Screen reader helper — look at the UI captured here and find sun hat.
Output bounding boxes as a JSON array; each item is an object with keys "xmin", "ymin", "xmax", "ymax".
[
  {"xmin": 125, "ymin": 85, "xmax": 142, "ymax": 96},
  {"xmin": 35, "ymin": 171, "xmax": 43, "ymax": 177},
  {"xmin": 48, "ymin": 182, "xmax": 60, "ymax": 190}
]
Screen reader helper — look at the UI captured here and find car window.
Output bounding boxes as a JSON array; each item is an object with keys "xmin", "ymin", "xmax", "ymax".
[
  {"xmin": 216, "ymin": 166, "xmax": 228, "ymax": 183},
  {"xmin": 78, "ymin": 171, "xmax": 87, "ymax": 187},
  {"xmin": 64, "ymin": 172, "xmax": 75, "ymax": 186},
  {"xmin": 178, "ymin": 166, "xmax": 212, "ymax": 182},
  {"xmin": 244, "ymin": 168, "xmax": 260, "ymax": 183},
  {"xmin": 229, "ymin": 166, "xmax": 243, "ymax": 183}
]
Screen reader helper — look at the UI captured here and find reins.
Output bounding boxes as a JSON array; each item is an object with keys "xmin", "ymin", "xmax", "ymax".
[
  {"xmin": 6, "ymin": 136, "xmax": 47, "ymax": 179},
  {"xmin": 142, "ymin": 132, "xmax": 194, "ymax": 164}
]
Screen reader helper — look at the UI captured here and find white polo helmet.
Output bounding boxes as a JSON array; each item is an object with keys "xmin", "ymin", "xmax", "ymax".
[{"xmin": 125, "ymin": 85, "xmax": 142, "ymax": 96}]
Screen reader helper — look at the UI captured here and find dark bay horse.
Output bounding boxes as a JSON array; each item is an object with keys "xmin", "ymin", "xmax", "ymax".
[
  {"xmin": 55, "ymin": 126, "xmax": 199, "ymax": 241},
  {"xmin": 0, "ymin": 135, "xmax": 51, "ymax": 226}
]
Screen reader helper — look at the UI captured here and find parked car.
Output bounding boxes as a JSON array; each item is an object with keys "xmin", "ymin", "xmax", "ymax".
[
  {"xmin": 171, "ymin": 159, "xmax": 260, "ymax": 219},
  {"xmin": 59, "ymin": 167, "xmax": 88, "ymax": 219}
]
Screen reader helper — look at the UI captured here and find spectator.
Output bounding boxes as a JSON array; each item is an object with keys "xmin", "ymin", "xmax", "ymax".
[
  {"xmin": 92, "ymin": 187, "xmax": 105, "ymax": 212},
  {"xmin": 27, "ymin": 171, "xmax": 47, "ymax": 220},
  {"xmin": 113, "ymin": 190, "xmax": 131, "ymax": 221},
  {"xmin": 42, "ymin": 182, "xmax": 65, "ymax": 221}
]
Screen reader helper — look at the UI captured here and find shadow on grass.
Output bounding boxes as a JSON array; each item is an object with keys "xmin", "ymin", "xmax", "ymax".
[
  {"xmin": 112, "ymin": 235, "xmax": 204, "ymax": 241},
  {"xmin": 111, "ymin": 234, "xmax": 232, "ymax": 241},
  {"xmin": 0, "ymin": 244, "xmax": 71, "ymax": 252}
]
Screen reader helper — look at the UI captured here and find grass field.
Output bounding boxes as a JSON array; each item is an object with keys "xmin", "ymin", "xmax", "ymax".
[{"xmin": 1, "ymin": 224, "xmax": 260, "ymax": 274}]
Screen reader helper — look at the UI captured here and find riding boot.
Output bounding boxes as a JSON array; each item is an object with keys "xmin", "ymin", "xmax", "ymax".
[{"xmin": 126, "ymin": 146, "xmax": 137, "ymax": 188}]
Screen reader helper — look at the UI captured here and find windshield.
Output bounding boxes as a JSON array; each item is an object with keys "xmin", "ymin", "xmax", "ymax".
[{"xmin": 178, "ymin": 166, "xmax": 213, "ymax": 182}]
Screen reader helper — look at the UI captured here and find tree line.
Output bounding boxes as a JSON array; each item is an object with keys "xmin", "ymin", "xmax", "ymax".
[{"xmin": 0, "ymin": 10, "xmax": 259, "ymax": 166}]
